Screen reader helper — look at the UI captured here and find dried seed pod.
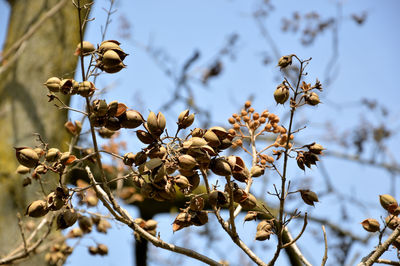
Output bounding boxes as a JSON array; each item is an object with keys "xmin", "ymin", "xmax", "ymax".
[
  {"xmin": 46, "ymin": 148, "xmax": 61, "ymax": 162},
  {"xmin": 134, "ymin": 151, "xmax": 147, "ymax": 166},
  {"xmin": 274, "ymin": 84, "xmax": 289, "ymax": 104},
  {"xmin": 385, "ymin": 215, "xmax": 400, "ymax": 230},
  {"xmin": 136, "ymin": 130, "xmax": 155, "ymax": 144},
  {"xmin": 148, "ymin": 146, "xmax": 167, "ymax": 159},
  {"xmin": 146, "ymin": 111, "xmax": 166, "ymax": 136},
  {"xmin": 78, "ymin": 81, "xmax": 95, "ymax": 97},
  {"xmin": 306, "ymin": 92, "xmax": 320, "ymax": 106},
  {"xmin": 178, "ymin": 110, "xmax": 195, "ymax": 129},
  {"xmin": 123, "ymin": 152, "xmax": 136, "ymax": 166},
  {"xmin": 75, "ymin": 41, "xmax": 95, "ymax": 55},
  {"xmin": 105, "ymin": 117, "xmax": 121, "ymax": 131},
  {"xmin": 78, "ymin": 216, "xmax": 93, "ymax": 233},
  {"xmin": 308, "ymin": 143, "xmax": 325, "ymax": 154},
  {"xmin": 244, "ymin": 211, "xmax": 258, "ymax": 222},
  {"xmin": 203, "ymin": 130, "xmax": 221, "ymax": 147},
  {"xmin": 191, "ymin": 128, "xmax": 204, "ymax": 137},
  {"xmin": 107, "ymin": 101, "xmax": 119, "ymax": 116},
  {"xmin": 44, "ymin": 77, "xmax": 61, "ymax": 92},
  {"xmin": 172, "ymin": 212, "xmax": 192, "ymax": 232},
  {"xmin": 240, "ymin": 193, "xmax": 257, "ymax": 209},
  {"xmin": 380, "ymin": 194, "xmax": 398, "ymax": 211},
  {"xmin": 361, "ymin": 218, "xmax": 380, "ymax": 232},
  {"xmin": 183, "ymin": 137, "xmax": 208, "ymax": 149},
  {"xmin": 59, "ymin": 79, "xmax": 74, "ymax": 94},
  {"xmin": 120, "ymin": 110, "xmax": 143, "ymax": 128},
  {"xmin": 88, "ymin": 246, "xmax": 98, "ymax": 255},
  {"xmin": 16, "ymin": 164, "xmax": 30, "ymax": 175},
  {"xmin": 255, "ymin": 229, "xmax": 273, "ymax": 241},
  {"xmin": 187, "ymin": 173, "xmax": 200, "ymax": 191},
  {"xmin": 67, "ymin": 227, "xmax": 83, "ymax": 238},
  {"xmin": 191, "ymin": 211, "xmax": 208, "ymax": 226},
  {"xmin": 102, "ymin": 50, "xmax": 122, "ymax": 66},
  {"xmin": 210, "ymin": 158, "xmax": 232, "ymax": 176},
  {"xmin": 26, "ymin": 200, "xmax": 48, "ymax": 217},
  {"xmin": 57, "ymin": 208, "xmax": 78, "ymax": 229},
  {"xmin": 15, "ymin": 147, "xmax": 39, "ymax": 168},
  {"xmin": 103, "ymin": 62, "xmax": 126, "ymax": 73},
  {"xmin": 277, "ymin": 54, "xmax": 293, "ymax": 69},
  {"xmin": 208, "ymin": 190, "xmax": 228, "ymax": 207},
  {"xmin": 98, "ymin": 127, "xmax": 116, "ymax": 138},
  {"xmin": 96, "ymin": 219, "xmax": 111, "ymax": 233},
  {"xmin": 299, "ymin": 189, "xmax": 319, "ymax": 206},
  {"xmin": 92, "ymin": 99, "xmax": 108, "ymax": 117},
  {"xmin": 47, "ymin": 192, "xmax": 65, "ymax": 211},
  {"xmin": 178, "ymin": 154, "xmax": 198, "ymax": 170},
  {"xmin": 99, "ymin": 40, "xmax": 121, "ymax": 53},
  {"xmin": 144, "ymin": 220, "xmax": 158, "ymax": 231},
  {"xmin": 250, "ymin": 165, "xmax": 265, "ymax": 177},
  {"xmin": 59, "ymin": 152, "xmax": 71, "ymax": 164},
  {"xmin": 189, "ymin": 197, "xmax": 205, "ymax": 212}
]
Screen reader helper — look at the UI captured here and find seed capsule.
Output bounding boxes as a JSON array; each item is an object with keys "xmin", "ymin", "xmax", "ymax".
[
  {"xmin": 26, "ymin": 200, "xmax": 48, "ymax": 217},
  {"xmin": 274, "ymin": 84, "xmax": 289, "ymax": 104},
  {"xmin": 15, "ymin": 147, "xmax": 39, "ymax": 168},
  {"xmin": 44, "ymin": 77, "xmax": 61, "ymax": 92},
  {"xmin": 277, "ymin": 55, "xmax": 293, "ymax": 69},
  {"xmin": 75, "ymin": 41, "xmax": 95, "ymax": 55},
  {"xmin": 380, "ymin": 194, "xmax": 398, "ymax": 210},
  {"xmin": 78, "ymin": 81, "xmax": 95, "ymax": 97},
  {"xmin": 46, "ymin": 148, "xmax": 61, "ymax": 162},
  {"xmin": 306, "ymin": 92, "xmax": 320, "ymax": 106},
  {"xmin": 120, "ymin": 110, "xmax": 143, "ymax": 128},
  {"xmin": 361, "ymin": 218, "xmax": 380, "ymax": 232}
]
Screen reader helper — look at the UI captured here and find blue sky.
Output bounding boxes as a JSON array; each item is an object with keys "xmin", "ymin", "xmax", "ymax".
[{"xmin": 1, "ymin": 0, "xmax": 400, "ymax": 265}]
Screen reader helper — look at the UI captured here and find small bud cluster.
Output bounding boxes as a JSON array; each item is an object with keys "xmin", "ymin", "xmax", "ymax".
[{"xmin": 45, "ymin": 242, "xmax": 73, "ymax": 265}]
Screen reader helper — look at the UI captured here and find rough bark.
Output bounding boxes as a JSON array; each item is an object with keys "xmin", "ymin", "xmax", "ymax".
[{"xmin": 0, "ymin": 0, "xmax": 90, "ymax": 264}]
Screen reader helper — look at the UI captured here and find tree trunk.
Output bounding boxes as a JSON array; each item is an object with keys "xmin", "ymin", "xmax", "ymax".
[{"xmin": 0, "ymin": 0, "xmax": 90, "ymax": 264}]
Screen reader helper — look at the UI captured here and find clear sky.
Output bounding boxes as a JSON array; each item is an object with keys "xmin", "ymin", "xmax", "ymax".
[{"xmin": 1, "ymin": 0, "xmax": 400, "ymax": 265}]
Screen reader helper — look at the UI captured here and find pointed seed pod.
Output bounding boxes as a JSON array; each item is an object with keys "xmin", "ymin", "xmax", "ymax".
[
  {"xmin": 120, "ymin": 110, "xmax": 143, "ymax": 128},
  {"xmin": 46, "ymin": 148, "xmax": 61, "ymax": 162},
  {"xmin": 277, "ymin": 54, "xmax": 293, "ymax": 69},
  {"xmin": 299, "ymin": 189, "xmax": 319, "ymax": 206},
  {"xmin": 178, "ymin": 154, "xmax": 197, "ymax": 170},
  {"xmin": 361, "ymin": 218, "xmax": 380, "ymax": 232},
  {"xmin": 26, "ymin": 200, "xmax": 48, "ymax": 217},
  {"xmin": 210, "ymin": 158, "xmax": 232, "ymax": 176},
  {"xmin": 44, "ymin": 77, "xmax": 61, "ymax": 92},
  {"xmin": 16, "ymin": 164, "xmax": 30, "ymax": 174},
  {"xmin": 75, "ymin": 41, "xmax": 95, "ymax": 55},
  {"xmin": 15, "ymin": 147, "xmax": 39, "ymax": 168},
  {"xmin": 380, "ymin": 194, "xmax": 398, "ymax": 211}
]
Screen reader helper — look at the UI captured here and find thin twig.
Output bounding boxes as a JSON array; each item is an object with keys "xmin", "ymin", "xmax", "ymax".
[{"xmin": 321, "ymin": 225, "xmax": 328, "ymax": 266}]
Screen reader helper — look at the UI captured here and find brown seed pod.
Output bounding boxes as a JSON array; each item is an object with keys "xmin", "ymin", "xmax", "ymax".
[
  {"xmin": 255, "ymin": 229, "xmax": 273, "ymax": 241},
  {"xmin": 299, "ymin": 189, "xmax": 319, "ymax": 206},
  {"xmin": 178, "ymin": 154, "xmax": 198, "ymax": 170},
  {"xmin": 96, "ymin": 219, "xmax": 111, "ymax": 233},
  {"xmin": 92, "ymin": 99, "xmax": 108, "ymax": 117},
  {"xmin": 274, "ymin": 84, "xmax": 289, "ymax": 105},
  {"xmin": 15, "ymin": 147, "xmax": 39, "ymax": 168},
  {"xmin": 26, "ymin": 200, "xmax": 48, "ymax": 218},
  {"xmin": 46, "ymin": 148, "xmax": 61, "ymax": 162},
  {"xmin": 203, "ymin": 130, "xmax": 221, "ymax": 147},
  {"xmin": 75, "ymin": 41, "xmax": 95, "ymax": 55},
  {"xmin": 277, "ymin": 54, "xmax": 293, "ymax": 69},
  {"xmin": 99, "ymin": 40, "xmax": 121, "ymax": 53},
  {"xmin": 16, "ymin": 164, "xmax": 30, "ymax": 175},
  {"xmin": 178, "ymin": 110, "xmax": 195, "ymax": 129},
  {"xmin": 136, "ymin": 130, "xmax": 155, "ymax": 144},
  {"xmin": 208, "ymin": 190, "xmax": 228, "ymax": 207},
  {"xmin": 120, "ymin": 110, "xmax": 143, "ymax": 128},
  {"xmin": 144, "ymin": 219, "xmax": 158, "ymax": 231},
  {"xmin": 385, "ymin": 215, "xmax": 400, "ymax": 230},
  {"xmin": 361, "ymin": 218, "xmax": 380, "ymax": 232},
  {"xmin": 123, "ymin": 152, "xmax": 136, "ymax": 166},
  {"xmin": 105, "ymin": 117, "xmax": 121, "ymax": 131},
  {"xmin": 78, "ymin": 216, "xmax": 93, "ymax": 233},
  {"xmin": 239, "ymin": 193, "xmax": 257, "ymax": 209},
  {"xmin": 57, "ymin": 208, "xmax": 78, "ymax": 229},
  {"xmin": 78, "ymin": 81, "xmax": 95, "ymax": 97},
  {"xmin": 250, "ymin": 165, "xmax": 265, "ymax": 178},
  {"xmin": 210, "ymin": 158, "xmax": 232, "ymax": 176},
  {"xmin": 306, "ymin": 92, "xmax": 320, "ymax": 106},
  {"xmin": 189, "ymin": 197, "xmax": 205, "ymax": 212},
  {"xmin": 380, "ymin": 194, "xmax": 398, "ymax": 211},
  {"xmin": 44, "ymin": 77, "xmax": 61, "ymax": 92},
  {"xmin": 147, "ymin": 111, "xmax": 166, "ymax": 136},
  {"xmin": 103, "ymin": 62, "xmax": 126, "ymax": 73},
  {"xmin": 47, "ymin": 192, "xmax": 65, "ymax": 211},
  {"xmin": 98, "ymin": 127, "xmax": 116, "ymax": 138},
  {"xmin": 102, "ymin": 50, "xmax": 122, "ymax": 66}
]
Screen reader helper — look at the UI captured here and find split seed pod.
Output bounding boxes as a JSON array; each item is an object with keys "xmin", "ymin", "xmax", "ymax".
[{"xmin": 44, "ymin": 77, "xmax": 61, "ymax": 92}]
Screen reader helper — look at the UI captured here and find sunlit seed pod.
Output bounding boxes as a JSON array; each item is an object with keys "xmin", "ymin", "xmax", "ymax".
[
  {"xmin": 78, "ymin": 216, "xmax": 93, "ymax": 233},
  {"xmin": 46, "ymin": 148, "xmax": 61, "ymax": 162},
  {"xmin": 203, "ymin": 130, "xmax": 221, "ymax": 147},
  {"xmin": 59, "ymin": 152, "xmax": 71, "ymax": 165},
  {"xmin": 241, "ymin": 110, "xmax": 247, "ymax": 116},
  {"xmin": 240, "ymin": 193, "xmax": 257, "ymax": 209},
  {"xmin": 78, "ymin": 81, "xmax": 95, "ymax": 97},
  {"xmin": 255, "ymin": 229, "xmax": 273, "ymax": 241},
  {"xmin": 136, "ymin": 130, "xmax": 155, "ymax": 144},
  {"xmin": 219, "ymin": 138, "xmax": 233, "ymax": 150},
  {"xmin": 307, "ymin": 92, "xmax": 320, "ymax": 106},
  {"xmin": 88, "ymin": 246, "xmax": 98, "ymax": 255},
  {"xmin": 244, "ymin": 101, "xmax": 251, "ymax": 109},
  {"xmin": 233, "ymin": 123, "xmax": 240, "ymax": 131},
  {"xmin": 46, "ymin": 192, "xmax": 65, "ymax": 211},
  {"xmin": 16, "ymin": 164, "xmax": 30, "ymax": 175},
  {"xmin": 44, "ymin": 77, "xmax": 61, "ymax": 92},
  {"xmin": 34, "ymin": 164, "xmax": 47, "ymax": 175},
  {"xmin": 191, "ymin": 128, "xmax": 204, "ymax": 137},
  {"xmin": 250, "ymin": 165, "xmax": 265, "ymax": 178},
  {"xmin": 107, "ymin": 101, "xmax": 119, "ymax": 117},
  {"xmin": 178, "ymin": 154, "xmax": 198, "ymax": 170},
  {"xmin": 257, "ymin": 220, "xmax": 273, "ymax": 232},
  {"xmin": 385, "ymin": 215, "xmax": 400, "ymax": 230},
  {"xmin": 277, "ymin": 54, "xmax": 293, "ymax": 69},
  {"xmin": 120, "ymin": 110, "xmax": 143, "ymax": 128},
  {"xmin": 361, "ymin": 218, "xmax": 380, "ymax": 232},
  {"xmin": 98, "ymin": 127, "xmax": 115, "ymax": 138},
  {"xmin": 92, "ymin": 99, "xmax": 108, "ymax": 117},
  {"xmin": 76, "ymin": 41, "xmax": 95, "ymax": 55},
  {"xmin": 228, "ymin": 129, "xmax": 236, "ymax": 136},
  {"xmin": 99, "ymin": 40, "xmax": 121, "ymax": 53},
  {"xmin": 380, "ymin": 194, "xmax": 398, "ymax": 211},
  {"xmin": 274, "ymin": 85, "xmax": 289, "ymax": 104},
  {"xmin": 210, "ymin": 158, "xmax": 232, "ymax": 176},
  {"xmin": 174, "ymin": 175, "xmax": 190, "ymax": 189},
  {"xmin": 68, "ymin": 227, "xmax": 83, "ymax": 238},
  {"xmin": 232, "ymin": 113, "xmax": 238, "ymax": 118},
  {"xmin": 123, "ymin": 152, "xmax": 136, "ymax": 166},
  {"xmin": 26, "ymin": 200, "xmax": 48, "ymax": 218},
  {"xmin": 102, "ymin": 50, "xmax": 122, "ymax": 66},
  {"xmin": 243, "ymin": 116, "xmax": 250, "ymax": 122},
  {"xmin": 15, "ymin": 147, "xmax": 39, "ymax": 168},
  {"xmin": 309, "ymin": 143, "xmax": 325, "ymax": 154},
  {"xmin": 103, "ymin": 62, "xmax": 126, "ymax": 73},
  {"xmin": 228, "ymin": 117, "xmax": 235, "ymax": 124}
]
